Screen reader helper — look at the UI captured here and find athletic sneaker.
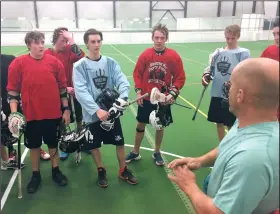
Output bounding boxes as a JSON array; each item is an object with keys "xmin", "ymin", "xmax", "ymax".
[
  {"xmin": 125, "ymin": 151, "xmax": 141, "ymax": 163},
  {"xmin": 152, "ymin": 152, "xmax": 165, "ymax": 166},
  {"xmin": 119, "ymin": 166, "xmax": 138, "ymax": 185},
  {"xmin": 59, "ymin": 152, "xmax": 69, "ymax": 160},
  {"xmin": 27, "ymin": 171, "xmax": 41, "ymax": 193},
  {"xmin": 1, "ymin": 160, "xmax": 25, "ymax": 170},
  {"xmin": 52, "ymin": 167, "xmax": 68, "ymax": 186},
  {"xmin": 97, "ymin": 167, "xmax": 108, "ymax": 188},
  {"xmin": 40, "ymin": 149, "xmax": 50, "ymax": 160}
]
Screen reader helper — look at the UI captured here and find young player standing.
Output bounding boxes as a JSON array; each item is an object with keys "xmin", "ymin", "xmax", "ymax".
[
  {"xmin": 260, "ymin": 20, "xmax": 279, "ymax": 121},
  {"xmin": 125, "ymin": 24, "xmax": 186, "ymax": 166},
  {"xmin": 202, "ymin": 25, "xmax": 250, "ymax": 142},
  {"xmin": 1, "ymin": 54, "xmax": 25, "ymax": 170},
  {"xmin": 44, "ymin": 27, "xmax": 86, "ymax": 160},
  {"xmin": 7, "ymin": 31, "xmax": 70, "ymax": 193},
  {"xmin": 73, "ymin": 28, "xmax": 138, "ymax": 187}
]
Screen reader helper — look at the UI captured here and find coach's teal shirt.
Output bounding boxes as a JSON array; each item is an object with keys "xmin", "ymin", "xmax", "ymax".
[
  {"xmin": 207, "ymin": 120, "xmax": 279, "ymax": 214},
  {"xmin": 210, "ymin": 47, "xmax": 250, "ymax": 99}
]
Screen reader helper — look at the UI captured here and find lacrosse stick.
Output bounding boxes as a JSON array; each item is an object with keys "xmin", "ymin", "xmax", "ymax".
[
  {"xmin": 192, "ymin": 86, "xmax": 208, "ymax": 121},
  {"xmin": 125, "ymin": 93, "xmax": 149, "ymax": 106},
  {"xmin": 70, "ymin": 95, "xmax": 81, "ymax": 165},
  {"xmin": 8, "ymin": 112, "xmax": 26, "ymax": 199},
  {"xmin": 192, "ymin": 49, "xmax": 220, "ymax": 121},
  {"xmin": 174, "ymin": 102, "xmax": 191, "ymax": 109},
  {"xmin": 150, "ymin": 88, "xmax": 169, "ymax": 105},
  {"xmin": 17, "ymin": 127, "xmax": 25, "ymax": 199}
]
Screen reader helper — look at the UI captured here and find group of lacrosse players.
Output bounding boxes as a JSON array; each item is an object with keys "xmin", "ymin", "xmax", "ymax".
[
  {"xmin": 1, "ymin": 23, "xmax": 185, "ymax": 193},
  {"xmin": 1, "ymin": 19, "xmax": 279, "ymax": 213}
]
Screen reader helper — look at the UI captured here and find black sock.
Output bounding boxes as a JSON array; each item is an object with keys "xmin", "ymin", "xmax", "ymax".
[
  {"xmin": 52, "ymin": 166, "xmax": 59, "ymax": 173},
  {"xmin": 32, "ymin": 171, "xmax": 40, "ymax": 177}
]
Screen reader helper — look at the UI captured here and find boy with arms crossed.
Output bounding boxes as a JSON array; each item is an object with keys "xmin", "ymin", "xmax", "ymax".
[
  {"xmin": 126, "ymin": 24, "xmax": 186, "ymax": 166},
  {"xmin": 73, "ymin": 29, "xmax": 138, "ymax": 188},
  {"xmin": 7, "ymin": 31, "xmax": 70, "ymax": 193}
]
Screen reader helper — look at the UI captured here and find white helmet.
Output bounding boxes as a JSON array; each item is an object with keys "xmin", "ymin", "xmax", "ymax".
[{"xmin": 149, "ymin": 110, "xmax": 163, "ymax": 130}]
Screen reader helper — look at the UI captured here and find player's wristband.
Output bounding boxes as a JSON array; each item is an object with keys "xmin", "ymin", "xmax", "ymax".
[
  {"xmin": 71, "ymin": 44, "xmax": 82, "ymax": 56},
  {"xmin": 62, "ymin": 106, "xmax": 70, "ymax": 111}
]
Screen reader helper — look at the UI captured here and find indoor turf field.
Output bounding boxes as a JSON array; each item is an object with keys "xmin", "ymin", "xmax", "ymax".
[{"xmin": 1, "ymin": 40, "xmax": 272, "ymax": 214}]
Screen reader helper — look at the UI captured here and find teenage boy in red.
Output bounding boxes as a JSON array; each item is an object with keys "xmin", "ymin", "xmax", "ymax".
[
  {"xmin": 126, "ymin": 23, "xmax": 186, "ymax": 166},
  {"xmin": 7, "ymin": 31, "xmax": 70, "ymax": 194},
  {"xmin": 44, "ymin": 27, "xmax": 85, "ymax": 160},
  {"xmin": 261, "ymin": 20, "xmax": 279, "ymax": 121}
]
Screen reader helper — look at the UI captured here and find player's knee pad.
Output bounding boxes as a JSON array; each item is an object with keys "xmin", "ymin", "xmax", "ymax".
[{"xmin": 136, "ymin": 128, "xmax": 145, "ymax": 133}]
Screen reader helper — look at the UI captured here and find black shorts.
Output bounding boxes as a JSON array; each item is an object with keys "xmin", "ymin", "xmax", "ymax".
[
  {"xmin": 24, "ymin": 118, "xmax": 61, "ymax": 149},
  {"xmin": 207, "ymin": 97, "xmax": 236, "ymax": 127},
  {"xmin": 68, "ymin": 97, "xmax": 83, "ymax": 123},
  {"xmin": 136, "ymin": 99, "xmax": 173, "ymax": 124},
  {"xmin": 82, "ymin": 118, "xmax": 124, "ymax": 150}
]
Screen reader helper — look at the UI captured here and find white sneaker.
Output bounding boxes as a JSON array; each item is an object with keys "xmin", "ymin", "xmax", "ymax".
[
  {"xmin": 1, "ymin": 160, "xmax": 25, "ymax": 170},
  {"xmin": 40, "ymin": 149, "xmax": 50, "ymax": 160}
]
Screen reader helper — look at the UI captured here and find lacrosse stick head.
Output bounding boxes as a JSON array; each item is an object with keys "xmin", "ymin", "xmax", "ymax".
[
  {"xmin": 150, "ymin": 87, "xmax": 167, "ymax": 104},
  {"xmin": 8, "ymin": 112, "xmax": 26, "ymax": 138}
]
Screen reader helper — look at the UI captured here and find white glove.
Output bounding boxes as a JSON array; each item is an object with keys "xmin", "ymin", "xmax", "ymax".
[
  {"xmin": 113, "ymin": 98, "xmax": 128, "ymax": 111},
  {"xmin": 1, "ymin": 111, "xmax": 6, "ymax": 122}
]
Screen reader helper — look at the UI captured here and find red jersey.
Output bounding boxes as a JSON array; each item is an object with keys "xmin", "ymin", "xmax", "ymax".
[
  {"xmin": 261, "ymin": 45, "xmax": 280, "ymax": 121},
  {"xmin": 6, "ymin": 54, "xmax": 67, "ymax": 122},
  {"xmin": 133, "ymin": 48, "xmax": 186, "ymax": 100},
  {"xmin": 44, "ymin": 44, "xmax": 84, "ymax": 87},
  {"xmin": 260, "ymin": 45, "xmax": 279, "ymax": 62}
]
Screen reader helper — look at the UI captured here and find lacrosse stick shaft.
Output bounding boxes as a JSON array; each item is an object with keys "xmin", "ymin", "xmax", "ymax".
[
  {"xmin": 70, "ymin": 95, "xmax": 81, "ymax": 163},
  {"xmin": 192, "ymin": 86, "xmax": 207, "ymax": 121},
  {"xmin": 70, "ymin": 95, "xmax": 77, "ymax": 130},
  {"xmin": 174, "ymin": 103, "xmax": 191, "ymax": 109},
  {"xmin": 126, "ymin": 93, "xmax": 149, "ymax": 106},
  {"xmin": 18, "ymin": 132, "xmax": 22, "ymax": 199}
]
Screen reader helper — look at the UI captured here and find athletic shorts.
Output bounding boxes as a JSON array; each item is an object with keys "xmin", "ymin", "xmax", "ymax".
[
  {"xmin": 24, "ymin": 118, "xmax": 61, "ymax": 149},
  {"xmin": 68, "ymin": 97, "xmax": 83, "ymax": 123},
  {"xmin": 136, "ymin": 99, "xmax": 173, "ymax": 124},
  {"xmin": 82, "ymin": 118, "xmax": 124, "ymax": 150},
  {"xmin": 207, "ymin": 97, "xmax": 236, "ymax": 127}
]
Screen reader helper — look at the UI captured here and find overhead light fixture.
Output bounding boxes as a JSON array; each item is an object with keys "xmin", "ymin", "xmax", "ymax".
[{"xmin": 18, "ymin": 17, "xmax": 26, "ymax": 20}]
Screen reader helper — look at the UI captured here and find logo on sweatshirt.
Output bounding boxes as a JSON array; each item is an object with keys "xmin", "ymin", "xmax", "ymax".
[
  {"xmin": 92, "ymin": 68, "xmax": 108, "ymax": 89},
  {"xmin": 217, "ymin": 56, "xmax": 231, "ymax": 76},
  {"xmin": 148, "ymin": 62, "xmax": 167, "ymax": 85}
]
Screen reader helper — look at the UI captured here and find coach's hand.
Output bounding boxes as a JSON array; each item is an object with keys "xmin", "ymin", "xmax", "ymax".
[
  {"xmin": 62, "ymin": 110, "xmax": 71, "ymax": 125},
  {"xmin": 97, "ymin": 109, "xmax": 109, "ymax": 121},
  {"xmin": 168, "ymin": 157, "xmax": 202, "ymax": 170}
]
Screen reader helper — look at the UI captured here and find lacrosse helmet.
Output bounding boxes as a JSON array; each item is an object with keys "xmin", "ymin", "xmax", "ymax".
[
  {"xmin": 59, "ymin": 125, "xmax": 88, "ymax": 153},
  {"xmin": 149, "ymin": 110, "xmax": 163, "ymax": 130},
  {"xmin": 96, "ymin": 88, "xmax": 120, "ymax": 111}
]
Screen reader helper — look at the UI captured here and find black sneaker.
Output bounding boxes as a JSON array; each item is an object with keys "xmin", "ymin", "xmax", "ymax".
[
  {"xmin": 52, "ymin": 167, "xmax": 68, "ymax": 186},
  {"xmin": 27, "ymin": 171, "xmax": 41, "ymax": 193},
  {"xmin": 119, "ymin": 166, "xmax": 138, "ymax": 185},
  {"xmin": 98, "ymin": 167, "xmax": 108, "ymax": 188}
]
